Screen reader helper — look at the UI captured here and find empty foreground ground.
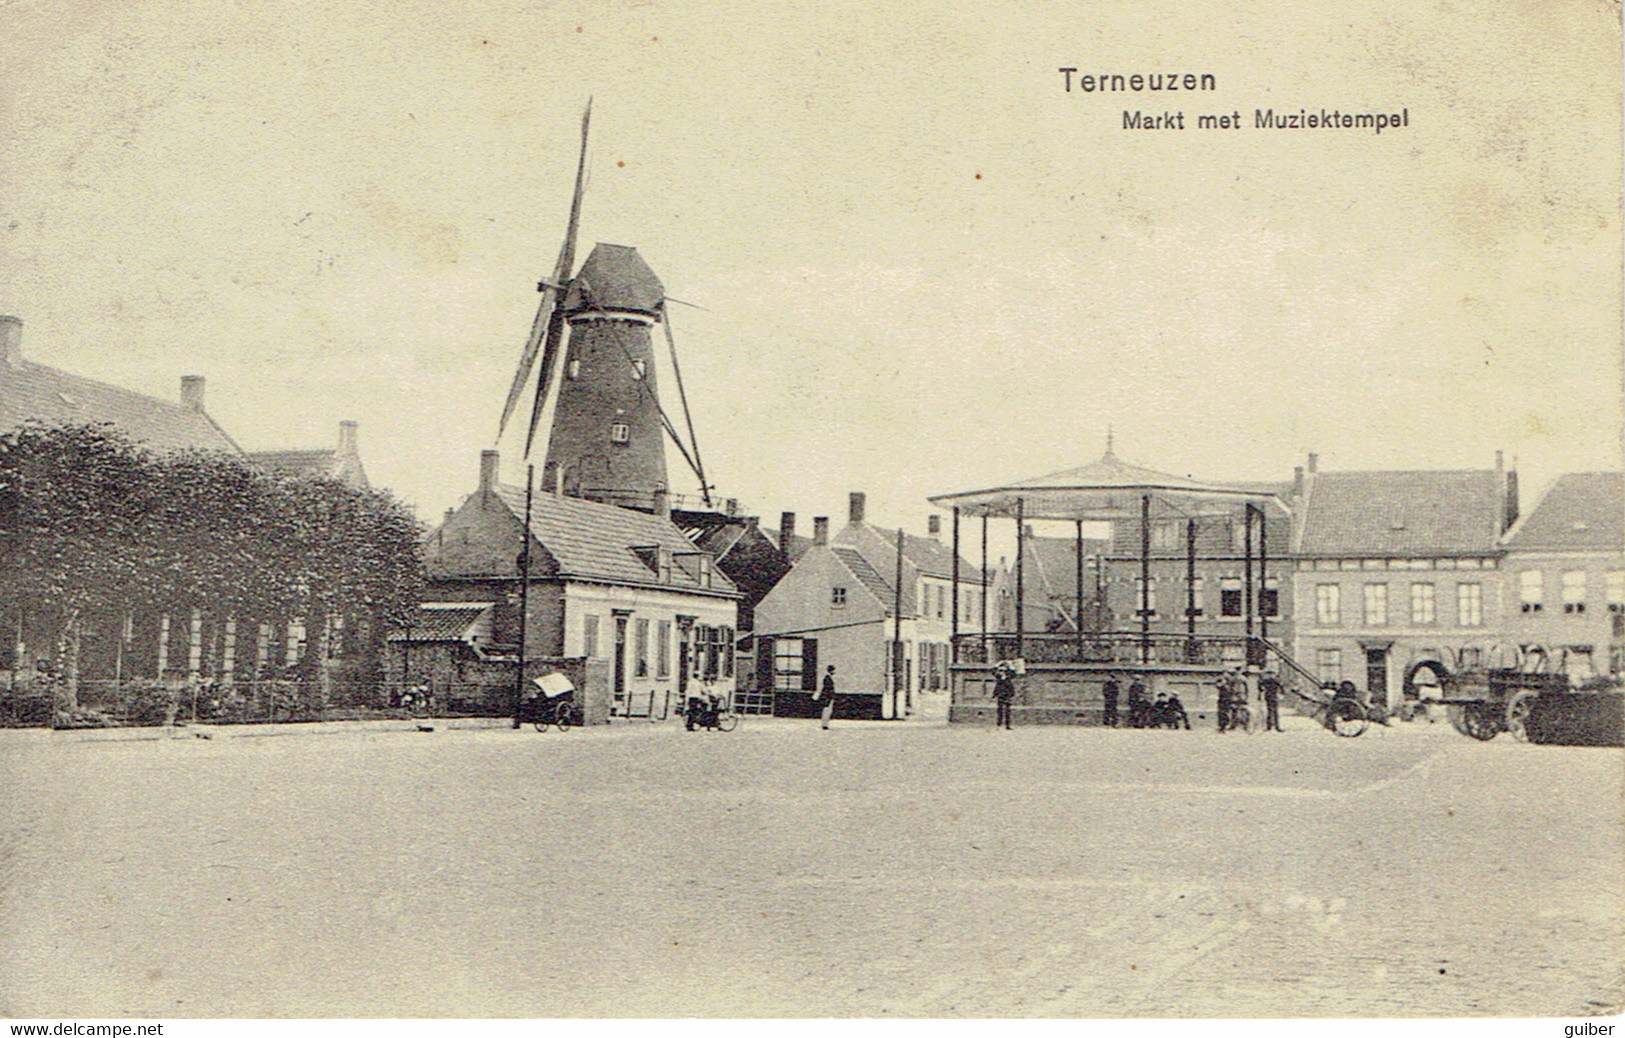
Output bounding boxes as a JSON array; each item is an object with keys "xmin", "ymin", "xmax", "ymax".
[{"xmin": 1, "ymin": 713, "xmax": 1620, "ymax": 1018}]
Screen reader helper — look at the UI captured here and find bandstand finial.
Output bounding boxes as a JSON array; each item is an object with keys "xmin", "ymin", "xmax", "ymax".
[{"xmin": 1104, "ymin": 426, "xmax": 1116, "ymax": 461}]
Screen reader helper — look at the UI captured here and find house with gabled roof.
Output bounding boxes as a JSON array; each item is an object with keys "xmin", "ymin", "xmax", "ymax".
[
  {"xmin": 1290, "ymin": 452, "xmax": 1520, "ymax": 711},
  {"xmin": 1499, "ymin": 472, "xmax": 1624, "ymax": 680},
  {"xmin": 0, "ymin": 315, "xmax": 241, "ymax": 455},
  {"xmin": 247, "ymin": 420, "xmax": 370, "ymax": 490},
  {"xmin": 418, "ymin": 450, "xmax": 739, "ymax": 722},
  {"xmin": 753, "ymin": 492, "xmax": 988, "ymax": 719}
]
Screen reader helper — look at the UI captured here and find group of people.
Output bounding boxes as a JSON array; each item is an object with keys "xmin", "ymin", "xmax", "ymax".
[{"xmin": 1100, "ymin": 674, "xmax": 1191, "ymax": 730}]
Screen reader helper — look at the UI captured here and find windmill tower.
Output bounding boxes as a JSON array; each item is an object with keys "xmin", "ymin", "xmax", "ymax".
[
  {"xmin": 497, "ymin": 101, "xmax": 712, "ymax": 513},
  {"xmin": 546, "ymin": 243, "xmax": 668, "ymax": 508}
]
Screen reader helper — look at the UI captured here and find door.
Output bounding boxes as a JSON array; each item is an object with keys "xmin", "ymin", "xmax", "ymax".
[
  {"xmin": 613, "ymin": 615, "xmax": 628, "ymax": 714},
  {"xmin": 1365, "ymin": 647, "xmax": 1389, "ymax": 709}
]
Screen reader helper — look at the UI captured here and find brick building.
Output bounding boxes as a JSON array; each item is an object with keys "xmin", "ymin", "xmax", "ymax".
[
  {"xmin": 417, "ymin": 451, "xmax": 739, "ymax": 722},
  {"xmin": 1498, "ymin": 472, "xmax": 1624, "ymax": 680}
]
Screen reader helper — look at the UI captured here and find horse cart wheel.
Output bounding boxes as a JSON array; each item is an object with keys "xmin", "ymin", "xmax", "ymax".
[
  {"xmin": 1451, "ymin": 703, "xmax": 1501, "ymax": 741},
  {"xmin": 1505, "ymin": 691, "xmax": 1538, "ymax": 743},
  {"xmin": 1329, "ymin": 699, "xmax": 1368, "ymax": 738}
]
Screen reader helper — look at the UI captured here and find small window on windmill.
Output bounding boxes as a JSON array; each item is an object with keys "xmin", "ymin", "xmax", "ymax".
[
  {"xmin": 631, "ymin": 359, "xmax": 646, "ymax": 381},
  {"xmin": 567, "ymin": 357, "xmax": 581, "ymax": 380},
  {"xmin": 609, "ymin": 422, "xmax": 630, "ymax": 445}
]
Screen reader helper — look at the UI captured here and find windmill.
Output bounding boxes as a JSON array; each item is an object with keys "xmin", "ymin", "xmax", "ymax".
[{"xmin": 496, "ymin": 100, "xmax": 714, "ymax": 512}]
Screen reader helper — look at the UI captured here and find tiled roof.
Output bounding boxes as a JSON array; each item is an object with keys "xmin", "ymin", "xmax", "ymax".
[
  {"xmin": 1023, "ymin": 535, "xmax": 1113, "ymax": 601},
  {"xmin": 832, "ymin": 546, "xmax": 898, "ymax": 609},
  {"xmin": 249, "ymin": 449, "xmax": 337, "ymax": 479},
  {"xmin": 864, "ymin": 525, "xmax": 987, "ymax": 584},
  {"xmin": 1297, "ymin": 470, "xmax": 1503, "ymax": 556},
  {"xmin": 494, "ymin": 486, "xmax": 737, "ymax": 595},
  {"xmin": 0, "ymin": 359, "xmax": 241, "ymax": 455},
  {"xmin": 1503, "ymin": 473, "xmax": 1624, "ymax": 553},
  {"xmin": 762, "ymin": 528, "xmax": 815, "ymax": 562},
  {"xmin": 387, "ymin": 603, "xmax": 493, "ymax": 642}
]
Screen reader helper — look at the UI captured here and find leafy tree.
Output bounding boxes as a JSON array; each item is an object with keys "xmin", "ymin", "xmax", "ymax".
[{"xmin": 0, "ymin": 423, "xmax": 423, "ymax": 720}]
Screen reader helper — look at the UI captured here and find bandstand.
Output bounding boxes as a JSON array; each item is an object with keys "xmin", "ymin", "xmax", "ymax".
[{"xmin": 928, "ymin": 445, "xmax": 1293, "ymax": 727}]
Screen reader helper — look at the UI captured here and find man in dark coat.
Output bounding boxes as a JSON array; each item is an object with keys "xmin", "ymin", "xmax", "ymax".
[
  {"xmin": 1101, "ymin": 674, "xmax": 1120, "ymax": 728},
  {"xmin": 1261, "ymin": 676, "xmax": 1283, "ymax": 732},
  {"xmin": 1126, "ymin": 676, "xmax": 1149, "ymax": 728},
  {"xmin": 1164, "ymin": 690, "xmax": 1192, "ymax": 730},
  {"xmin": 815, "ymin": 664, "xmax": 838, "ymax": 729},
  {"xmin": 1216, "ymin": 669, "xmax": 1237, "ymax": 732},
  {"xmin": 992, "ymin": 663, "xmax": 1016, "ymax": 730}
]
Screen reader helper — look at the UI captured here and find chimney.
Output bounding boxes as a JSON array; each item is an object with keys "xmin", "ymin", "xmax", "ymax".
[
  {"xmin": 779, "ymin": 512, "xmax": 797, "ymax": 556},
  {"xmin": 1504, "ymin": 468, "xmax": 1520, "ymax": 532},
  {"xmin": 1306, "ymin": 452, "xmax": 1319, "ymax": 474},
  {"xmin": 653, "ymin": 487, "xmax": 671, "ymax": 520},
  {"xmin": 0, "ymin": 315, "xmax": 21, "ymax": 369},
  {"xmin": 849, "ymin": 491, "xmax": 866, "ymax": 525},
  {"xmin": 813, "ymin": 516, "xmax": 830, "ymax": 546},
  {"xmin": 1493, "ymin": 451, "xmax": 1508, "ymax": 534},
  {"xmin": 479, "ymin": 450, "xmax": 500, "ymax": 497},
  {"xmin": 180, "ymin": 375, "xmax": 206, "ymax": 411},
  {"xmin": 1293, "ymin": 466, "xmax": 1305, "ymax": 497},
  {"xmin": 927, "ymin": 514, "xmax": 941, "ymax": 538},
  {"xmin": 338, "ymin": 420, "xmax": 358, "ymax": 453}
]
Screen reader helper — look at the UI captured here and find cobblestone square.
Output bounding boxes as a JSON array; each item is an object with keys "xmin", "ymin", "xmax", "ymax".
[{"xmin": 1, "ymin": 714, "xmax": 1619, "ymax": 1017}]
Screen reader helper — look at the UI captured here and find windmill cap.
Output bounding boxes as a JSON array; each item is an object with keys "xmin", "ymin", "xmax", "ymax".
[{"xmin": 564, "ymin": 243, "xmax": 664, "ymax": 315}]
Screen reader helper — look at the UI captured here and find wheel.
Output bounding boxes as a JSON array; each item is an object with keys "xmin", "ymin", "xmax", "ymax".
[
  {"xmin": 716, "ymin": 711, "xmax": 739, "ymax": 732},
  {"xmin": 1456, "ymin": 703, "xmax": 1501, "ymax": 741},
  {"xmin": 532, "ymin": 720, "xmax": 548, "ymax": 732},
  {"xmin": 1329, "ymin": 699, "xmax": 1368, "ymax": 738},
  {"xmin": 1505, "ymin": 691, "xmax": 1537, "ymax": 742},
  {"xmin": 554, "ymin": 702, "xmax": 580, "ymax": 731}
]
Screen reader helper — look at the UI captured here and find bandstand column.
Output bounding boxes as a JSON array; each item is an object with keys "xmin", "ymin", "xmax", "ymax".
[
  {"xmin": 1186, "ymin": 517, "xmax": 1198, "ymax": 644},
  {"xmin": 1258, "ymin": 506, "xmax": 1269, "ymax": 654},
  {"xmin": 1074, "ymin": 519, "xmax": 1085, "ymax": 659},
  {"xmin": 1140, "ymin": 493, "xmax": 1151, "ymax": 665},
  {"xmin": 980, "ymin": 515, "xmax": 989, "ymax": 658},
  {"xmin": 1015, "ymin": 497, "xmax": 1025, "ymax": 662},
  {"xmin": 1243, "ymin": 503, "xmax": 1255, "ymax": 658},
  {"xmin": 951, "ymin": 507, "xmax": 961, "ymax": 642}
]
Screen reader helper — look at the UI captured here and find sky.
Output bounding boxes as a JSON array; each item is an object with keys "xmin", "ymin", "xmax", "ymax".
[{"xmin": 2, "ymin": 0, "xmax": 1620, "ymax": 544}]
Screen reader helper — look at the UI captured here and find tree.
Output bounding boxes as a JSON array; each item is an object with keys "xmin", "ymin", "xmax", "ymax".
[{"xmin": 0, "ymin": 423, "xmax": 423, "ymax": 720}]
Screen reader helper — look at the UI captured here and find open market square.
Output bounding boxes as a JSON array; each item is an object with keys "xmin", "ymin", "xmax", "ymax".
[{"xmin": 1, "ymin": 713, "xmax": 1618, "ymax": 1018}]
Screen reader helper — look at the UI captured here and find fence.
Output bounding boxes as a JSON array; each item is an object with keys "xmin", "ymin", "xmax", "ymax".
[
  {"xmin": 953, "ymin": 631, "xmax": 1258, "ymax": 668},
  {"xmin": 0, "ymin": 676, "xmax": 521, "ymax": 729}
]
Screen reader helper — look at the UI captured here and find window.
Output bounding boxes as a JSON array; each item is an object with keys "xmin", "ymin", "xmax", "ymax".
[
  {"xmin": 1562, "ymin": 571, "xmax": 1587, "ymax": 614},
  {"xmin": 1459, "ymin": 647, "xmax": 1482, "ymax": 669},
  {"xmin": 1261, "ymin": 577, "xmax": 1281, "ymax": 619},
  {"xmin": 609, "ymin": 422, "xmax": 630, "ymax": 444},
  {"xmin": 1151, "ymin": 522, "xmax": 1178, "ymax": 550},
  {"xmin": 1315, "ymin": 584, "xmax": 1340, "ymax": 625},
  {"xmin": 1519, "ymin": 570, "xmax": 1542, "ymax": 613},
  {"xmin": 656, "ymin": 620, "xmax": 671, "ymax": 677},
  {"xmin": 1364, "ymin": 583, "xmax": 1388, "ymax": 626},
  {"xmin": 1317, "ymin": 648, "xmax": 1342, "ymax": 683},
  {"xmin": 1458, "ymin": 583, "xmax": 1483, "ymax": 627},
  {"xmin": 1608, "ymin": 572, "xmax": 1624, "ymax": 613},
  {"xmin": 935, "ymin": 585, "xmax": 945, "ymax": 619},
  {"xmin": 1133, "ymin": 577, "xmax": 1157, "ymax": 618},
  {"xmin": 1183, "ymin": 577, "xmax": 1205, "ymax": 618},
  {"xmin": 634, "ymin": 618, "xmax": 650, "ymax": 677},
  {"xmin": 1410, "ymin": 583, "xmax": 1435, "ymax": 625},
  {"xmin": 721, "ymin": 627, "xmax": 735, "ymax": 678},
  {"xmin": 831, "ymin": 586, "xmax": 847, "ymax": 607},
  {"xmin": 583, "ymin": 615, "xmax": 599, "ymax": 658},
  {"xmin": 567, "ymin": 357, "xmax": 580, "ymax": 380},
  {"xmin": 772, "ymin": 637, "xmax": 806, "ymax": 691},
  {"xmin": 1221, "ymin": 577, "xmax": 1243, "ymax": 618}
]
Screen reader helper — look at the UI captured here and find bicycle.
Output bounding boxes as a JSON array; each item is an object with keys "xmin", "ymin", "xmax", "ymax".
[{"xmin": 683, "ymin": 692, "xmax": 738, "ymax": 732}]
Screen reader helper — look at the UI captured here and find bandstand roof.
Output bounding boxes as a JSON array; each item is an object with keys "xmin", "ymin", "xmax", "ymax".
[{"xmin": 928, "ymin": 447, "xmax": 1285, "ymax": 521}]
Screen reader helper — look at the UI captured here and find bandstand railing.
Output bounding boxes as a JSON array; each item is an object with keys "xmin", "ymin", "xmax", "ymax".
[{"xmin": 953, "ymin": 631, "xmax": 1260, "ymax": 668}]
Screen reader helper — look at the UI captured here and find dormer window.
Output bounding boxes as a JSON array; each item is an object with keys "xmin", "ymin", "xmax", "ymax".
[
  {"xmin": 631, "ymin": 359, "xmax": 646, "ymax": 380},
  {"xmin": 567, "ymin": 358, "xmax": 581, "ymax": 380},
  {"xmin": 609, "ymin": 422, "xmax": 630, "ymax": 444}
]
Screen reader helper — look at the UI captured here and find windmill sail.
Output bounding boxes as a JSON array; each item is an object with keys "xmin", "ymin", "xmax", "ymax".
[{"xmin": 496, "ymin": 99, "xmax": 593, "ymax": 449}]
